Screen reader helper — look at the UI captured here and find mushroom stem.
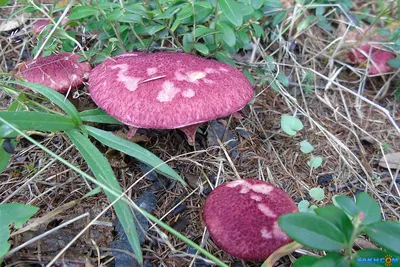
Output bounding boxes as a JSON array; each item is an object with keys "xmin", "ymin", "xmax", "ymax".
[
  {"xmin": 127, "ymin": 127, "xmax": 138, "ymax": 139},
  {"xmin": 180, "ymin": 124, "xmax": 201, "ymax": 146}
]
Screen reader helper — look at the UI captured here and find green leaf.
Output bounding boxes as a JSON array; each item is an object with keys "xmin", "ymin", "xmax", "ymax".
[
  {"xmin": 387, "ymin": 59, "xmax": 400, "ymax": 68},
  {"xmin": 307, "ymin": 156, "xmax": 323, "ymax": 168},
  {"xmin": 252, "ymin": 23, "xmax": 264, "ymax": 37},
  {"xmin": 146, "ymin": 25, "xmax": 166, "ymax": 35},
  {"xmin": 216, "ymin": 22, "xmax": 236, "ymax": 47},
  {"xmin": 294, "ymin": 252, "xmax": 350, "ymax": 267},
  {"xmin": 8, "ymin": 81, "xmax": 82, "ymax": 125},
  {"xmin": 0, "ymin": 140, "xmax": 11, "ymax": 173},
  {"xmin": 65, "ymin": 129, "xmax": 143, "ymax": 263},
  {"xmin": 278, "ymin": 212, "xmax": 346, "ymax": 251},
  {"xmin": 106, "ymin": 8, "xmax": 123, "ymax": 21},
  {"xmin": 176, "ymin": 3, "xmax": 192, "ymax": 21},
  {"xmin": 333, "ymin": 195, "xmax": 359, "ymax": 219},
  {"xmin": 0, "ymin": 112, "xmax": 77, "ymax": 135},
  {"xmin": 84, "ymin": 125, "xmax": 184, "ymax": 183},
  {"xmin": 298, "ymin": 200, "xmax": 310, "ymax": 212},
  {"xmin": 250, "ymin": 0, "xmax": 264, "ymax": 9},
  {"xmin": 219, "ymin": 0, "xmax": 243, "ymax": 27},
  {"xmin": 194, "ymin": 43, "xmax": 209, "ymax": 56},
  {"xmin": 69, "ymin": 6, "xmax": 100, "ymax": 20},
  {"xmin": 194, "ymin": 26, "xmax": 217, "ymax": 38},
  {"xmin": 314, "ymin": 206, "xmax": 353, "ymax": 245},
  {"xmin": 0, "ymin": 203, "xmax": 39, "ymax": 259},
  {"xmin": 215, "ymin": 52, "xmax": 236, "ymax": 67},
  {"xmin": 352, "ymin": 249, "xmax": 398, "ymax": 267},
  {"xmin": 300, "ymin": 140, "xmax": 313, "ymax": 154},
  {"xmin": 309, "ymin": 187, "xmax": 324, "ymax": 201},
  {"xmin": 364, "ymin": 221, "xmax": 400, "ymax": 254},
  {"xmin": 280, "ymin": 115, "xmax": 304, "ymax": 136},
  {"xmin": 277, "ymin": 73, "xmax": 289, "ymax": 87},
  {"xmin": 79, "ymin": 109, "xmax": 121, "ymax": 124},
  {"xmin": 118, "ymin": 13, "xmax": 143, "ymax": 23},
  {"xmin": 0, "ymin": 0, "xmax": 10, "ymax": 7},
  {"xmin": 293, "ymin": 256, "xmax": 319, "ymax": 266},
  {"xmin": 356, "ymin": 192, "xmax": 381, "ymax": 225},
  {"xmin": 192, "ymin": 2, "xmax": 213, "ymax": 22}
]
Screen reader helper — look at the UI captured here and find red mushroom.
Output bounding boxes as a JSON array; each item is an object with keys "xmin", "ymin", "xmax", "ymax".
[
  {"xmin": 203, "ymin": 178, "xmax": 298, "ymax": 261},
  {"xmin": 32, "ymin": 18, "xmax": 69, "ymax": 34},
  {"xmin": 88, "ymin": 52, "xmax": 254, "ymax": 144},
  {"xmin": 348, "ymin": 44, "xmax": 394, "ymax": 75},
  {"xmin": 15, "ymin": 52, "xmax": 91, "ymax": 93}
]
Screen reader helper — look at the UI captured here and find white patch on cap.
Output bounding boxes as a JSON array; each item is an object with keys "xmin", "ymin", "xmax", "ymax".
[
  {"xmin": 219, "ymin": 67, "xmax": 229, "ymax": 72},
  {"xmin": 250, "ymin": 194, "xmax": 262, "ymax": 202},
  {"xmin": 64, "ymin": 56, "xmax": 69, "ymax": 60},
  {"xmin": 272, "ymin": 221, "xmax": 289, "ymax": 240},
  {"xmin": 74, "ymin": 64, "xmax": 79, "ymax": 69},
  {"xmin": 69, "ymin": 74, "xmax": 78, "ymax": 81},
  {"xmin": 204, "ymin": 68, "xmax": 219, "ymax": 74},
  {"xmin": 111, "ymin": 64, "xmax": 140, "ymax": 92},
  {"xmin": 226, "ymin": 180, "xmax": 247, "ymax": 188},
  {"xmin": 203, "ymin": 78, "xmax": 214, "ymax": 84},
  {"xmin": 251, "ymin": 184, "xmax": 274, "ymax": 195},
  {"xmin": 157, "ymin": 81, "xmax": 181, "ymax": 102},
  {"xmin": 257, "ymin": 203, "xmax": 276, "ymax": 218},
  {"xmin": 182, "ymin": 88, "xmax": 195, "ymax": 98},
  {"xmin": 188, "ymin": 71, "xmax": 206, "ymax": 82},
  {"xmin": 147, "ymin": 67, "xmax": 158, "ymax": 76},
  {"xmin": 83, "ymin": 72, "xmax": 89, "ymax": 79},
  {"xmin": 261, "ymin": 227, "xmax": 272, "ymax": 239}
]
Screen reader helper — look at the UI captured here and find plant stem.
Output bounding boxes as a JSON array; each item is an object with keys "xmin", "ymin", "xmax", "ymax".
[{"xmin": 346, "ymin": 212, "xmax": 364, "ymax": 256}]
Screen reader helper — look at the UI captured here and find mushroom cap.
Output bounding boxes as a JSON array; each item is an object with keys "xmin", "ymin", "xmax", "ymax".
[
  {"xmin": 203, "ymin": 178, "xmax": 298, "ymax": 261},
  {"xmin": 88, "ymin": 52, "xmax": 254, "ymax": 129},
  {"xmin": 348, "ymin": 44, "xmax": 394, "ymax": 75},
  {"xmin": 16, "ymin": 52, "xmax": 91, "ymax": 93}
]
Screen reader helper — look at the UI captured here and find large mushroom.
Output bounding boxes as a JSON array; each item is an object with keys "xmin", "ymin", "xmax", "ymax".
[
  {"xmin": 15, "ymin": 52, "xmax": 91, "ymax": 93},
  {"xmin": 202, "ymin": 178, "xmax": 298, "ymax": 261},
  {"xmin": 88, "ymin": 52, "xmax": 254, "ymax": 145}
]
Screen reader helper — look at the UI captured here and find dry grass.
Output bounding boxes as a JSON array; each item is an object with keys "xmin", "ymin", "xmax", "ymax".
[{"xmin": 1, "ymin": 0, "xmax": 399, "ymax": 266}]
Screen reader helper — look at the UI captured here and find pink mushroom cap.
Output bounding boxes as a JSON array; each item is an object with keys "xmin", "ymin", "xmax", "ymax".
[
  {"xmin": 348, "ymin": 44, "xmax": 394, "ymax": 75},
  {"xmin": 16, "ymin": 52, "xmax": 91, "ymax": 93},
  {"xmin": 32, "ymin": 18, "xmax": 69, "ymax": 34},
  {"xmin": 88, "ymin": 52, "xmax": 254, "ymax": 130},
  {"xmin": 203, "ymin": 178, "xmax": 298, "ymax": 261}
]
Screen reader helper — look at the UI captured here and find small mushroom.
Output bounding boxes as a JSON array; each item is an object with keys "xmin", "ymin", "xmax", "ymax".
[
  {"xmin": 15, "ymin": 52, "xmax": 91, "ymax": 93},
  {"xmin": 32, "ymin": 18, "xmax": 69, "ymax": 34},
  {"xmin": 202, "ymin": 178, "xmax": 298, "ymax": 261},
  {"xmin": 88, "ymin": 52, "xmax": 254, "ymax": 145}
]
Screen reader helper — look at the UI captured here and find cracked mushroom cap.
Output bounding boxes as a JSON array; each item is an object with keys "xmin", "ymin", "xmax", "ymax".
[
  {"xmin": 88, "ymin": 52, "xmax": 254, "ymax": 129},
  {"xmin": 203, "ymin": 178, "xmax": 298, "ymax": 261},
  {"xmin": 16, "ymin": 52, "xmax": 91, "ymax": 93}
]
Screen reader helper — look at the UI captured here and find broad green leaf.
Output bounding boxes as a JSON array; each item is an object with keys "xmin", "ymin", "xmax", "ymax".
[
  {"xmin": 309, "ymin": 187, "xmax": 324, "ymax": 201},
  {"xmin": 216, "ymin": 22, "xmax": 236, "ymax": 47},
  {"xmin": 364, "ymin": 221, "xmax": 400, "ymax": 254},
  {"xmin": 293, "ymin": 256, "xmax": 319, "ymax": 266},
  {"xmin": 277, "ymin": 73, "xmax": 289, "ymax": 87},
  {"xmin": 65, "ymin": 129, "xmax": 143, "ymax": 263},
  {"xmin": 307, "ymin": 156, "xmax": 323, "ymax": 168},
  {"xmin": 0, "ymin": 112, "xmax": 76, "ymax": 135},
  {"xmin": 300, "ymin": 140, "xmax": 313, "ymax": 154},
  {"xmin": 278, "ymin": 213, "xmax": 346, "ymax": 251},
  {"xmin": 280, "ymin": 115, "xmax": 303, "ymax": 136},
  {"xmin": 189, "ymin": 2, "xmax": 213, "ymax": 23},
  {"xmin": 0, "ymin": 0, "xmax": 10, "ymax": 6},
  {"xmin": 84, "ymin": 125, "xmax": 184, "ymax": 183},
  {"xmin": 106, "ymin": 8, "xmax": 123, "ymax": 21},
  {"xmin": 194, "ymin": 26, "xmax": 218, "ymax": 39},
  {"xmin": 219, "ymin": 0, "xmax": 243, "ymax": 27},
  {"xmin": 118, "ymin": 13, "xmax": 143, "ymax": 23},
  {"xmin": 388, "ymin": 59, "xmax": 400, "ymax": 68},
  {"xmin": 0, "ymin": 203, "xmax": 39, "ymax": 260},
  {"xmin": 333, "ymin": 195, "xmax": 359, "ymax": 219},
  {"xmin": 8, "ymin": 81, "xmax": 82, "ymax": 125},
  {"xmin": 298, "ymin": 200, "xmax": 310, "ymax": 212},
  {"xmin": 69, "ymin": 6, "xmax": 100, "ymax": 20},
  {"xmin": 250, "ymin": 0, "xmax": 264, "ymax": 9},
  {"xmin": 356, "ymin": 192, "xmax": 381, "ymax": 225},
  {"xmin": 176, "ymin": 3, "xmax": 192, "ymax": 21},
  {"xmin": 352, "ymin": 249, "xmax": 397, "ymax": 267},
  {"xmin": 252, "ymin": 23, "xmax": 264, "ymax": 37},
  {"xmin": 314, "ymin": 206, "xmax": 353, "ymax": 245},
  {"xmin": 146, "ymin": 25, "xmax": 166, "ymax": 35},
  {"xmin": 215, "ymin": 52, "xmax": 236, "ymax": 67},
  {"xmin": 194, "ymin": 43, "xmax": 209, "ymax": 56},
  {"xmin": 79, "ymin": 109, "xmax": 121, "ymax": 124},
  {"xmin": 311, "ymin": 252, "xmax": 349, "ymax": 267},
  {"xmin": 236, "ymin": 2, "xmax": 254, "ymax": 16},
  {"xmin": 243, "ymin": 70, "xmax": 255, "ymax": 85}
]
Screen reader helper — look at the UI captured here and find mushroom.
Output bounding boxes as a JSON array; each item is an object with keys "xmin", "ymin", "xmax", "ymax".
[
  {"xmin": 32, "ymin": 18, "xmax": 69, "ymax": 34},
  {"xmin": 15, "ymin": 52, "xmax": 91, "ymax": 93},
  {"xmin": 348, "ymin": 44, "xmax": 394, "ymax": 75},
  {"xmin": 88, "ymin": 52, "xmax": 254, "ymax": 145},
  {"xmin": 202, "ymin": 178, "xmax": 298, "ymax": 261}
]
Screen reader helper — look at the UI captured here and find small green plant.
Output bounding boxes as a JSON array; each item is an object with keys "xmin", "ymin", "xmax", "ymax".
[
  {"xmin": 280, "ymin": 116, "xmax": 324, "ymax": 168},
  {"xmin": 0, "ymin": 203, "xmax": 39, "ymax": 263},
  {"xmin": 278, "ymin": 192, "xmax": 400, "ymax": 266}
]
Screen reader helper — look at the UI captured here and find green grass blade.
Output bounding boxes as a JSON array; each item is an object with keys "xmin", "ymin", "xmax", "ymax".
[
  {"xmin": 0, "ymin": 141, "xmax": 11, "ymax": 173},
  {"xmin": 65, "ymin": 129, "xmax": 143, "ymax": 263},
  {"xmin": 0, "ymin": 111, "xmax": 76, "ymax": 134},
  {"xmin": 7, "ymin": 81, "xmax": 82, "ymax": 125},
  {"xmin": 84, "ymin": 125, "xmax": 184, "ymax": 184},
  {"xmin": 79, "ymin": 109, "xmax": 121, "ymax": 124}
]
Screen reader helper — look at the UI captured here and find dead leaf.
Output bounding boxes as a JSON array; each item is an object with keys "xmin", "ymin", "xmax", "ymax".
[{"xmin": 379, "ymin": 152, "xmax": 400, "ymax": 169}]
